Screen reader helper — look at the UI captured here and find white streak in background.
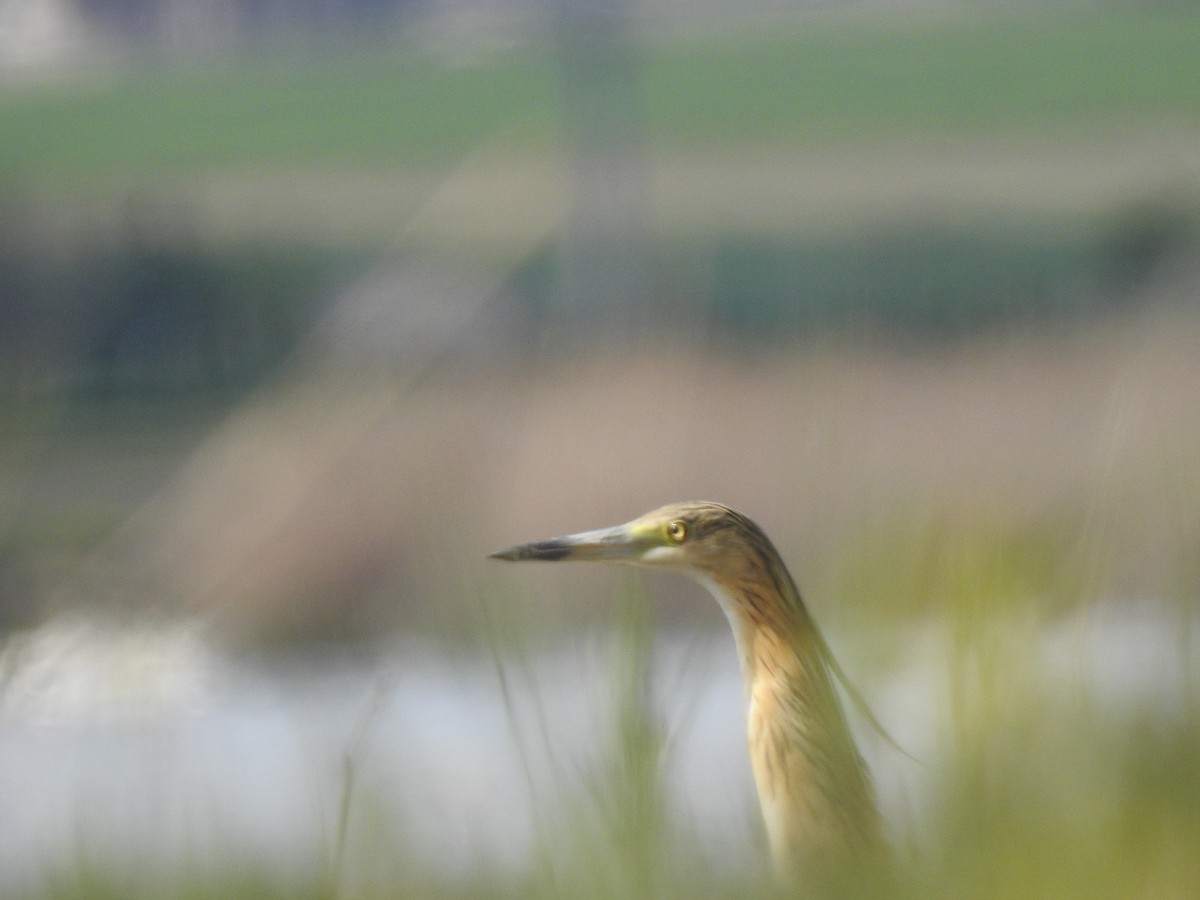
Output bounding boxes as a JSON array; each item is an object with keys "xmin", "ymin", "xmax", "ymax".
[
  {"xmin": 0, "ymin": 614, "xmax": 215, "ymax": 725},
  {"xmin": 0, "ymin": 599, "xmax": 1195, "ymax": 892},
  {"xmin": 0, "ymin": 0, "xmax": 88, "ymax": 69}
]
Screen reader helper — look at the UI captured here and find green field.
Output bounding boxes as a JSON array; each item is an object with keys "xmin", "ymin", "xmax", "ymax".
[
  {"xmin": 1, "ymin": 8, "xmax": 1197, "ymax": 184},
  {"xmin": 3, "ymin": 5, "xmax": 1199, "ymax": 409}
]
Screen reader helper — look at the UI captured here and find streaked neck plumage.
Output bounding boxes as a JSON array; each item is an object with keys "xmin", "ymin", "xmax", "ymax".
[{"xmin": 684, "ymin": 524, "xmax": 879, "ymax": 875}]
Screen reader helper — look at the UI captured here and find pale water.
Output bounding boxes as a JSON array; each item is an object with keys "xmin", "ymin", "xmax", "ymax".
[{"xmin": 0, "ymin": 602, "xmax": 1194, "ymax": 891}]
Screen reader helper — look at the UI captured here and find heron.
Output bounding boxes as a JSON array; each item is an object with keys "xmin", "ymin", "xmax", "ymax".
[{"xmin": 490, "ymin": 501, "xmax": 881, "ymax": 879}]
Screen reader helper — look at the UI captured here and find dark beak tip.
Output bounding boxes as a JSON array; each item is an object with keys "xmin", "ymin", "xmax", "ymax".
[{"xmin": 487, "ymin": 539, "xmax": 573, "ymax": 562}]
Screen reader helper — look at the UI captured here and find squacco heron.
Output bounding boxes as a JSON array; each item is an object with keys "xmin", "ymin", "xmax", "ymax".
[{"xmin": 490, "ymin": 501, "xmax": 880, "ymax": 878}]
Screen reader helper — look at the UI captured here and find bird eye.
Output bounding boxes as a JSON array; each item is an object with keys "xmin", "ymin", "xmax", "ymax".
[{"xmin": 666, "ymin": 520, "xmax": 688, "ymax": 543}]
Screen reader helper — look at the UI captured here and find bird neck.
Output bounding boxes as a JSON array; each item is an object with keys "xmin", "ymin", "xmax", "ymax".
[
  {"xmin": 698, "ymin": 566, "xmax": 880, "ymax": 869},
  {"xmin": 693, "ymin": 569, "xmax": 813, "ymax": 698}
]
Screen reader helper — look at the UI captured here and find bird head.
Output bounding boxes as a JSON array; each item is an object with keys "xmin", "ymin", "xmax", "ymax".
[{"xmin": 489, "ymin": 501, "xmax": 778, "ymax": 586}]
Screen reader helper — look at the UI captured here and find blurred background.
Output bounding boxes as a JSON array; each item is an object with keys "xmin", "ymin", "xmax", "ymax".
[{"xmin": 1, "ymin": 0, "xmax": 1198, "ymax": 896}]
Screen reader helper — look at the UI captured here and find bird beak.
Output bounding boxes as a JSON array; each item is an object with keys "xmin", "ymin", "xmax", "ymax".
[{"xmin": 489, "ymin": 523, "xmax": 645, "ymax": 563}]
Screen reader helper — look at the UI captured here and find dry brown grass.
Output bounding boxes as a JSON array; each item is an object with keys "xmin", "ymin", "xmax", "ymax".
[{"xmin": 80, "ymin": 305, "xmax": 1199, "ymax": 644}]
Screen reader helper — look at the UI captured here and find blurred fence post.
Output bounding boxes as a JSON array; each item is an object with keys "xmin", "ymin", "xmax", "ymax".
[{"xmin": 552, "ymin": 0, "xmax": 651, "ymax": 341}]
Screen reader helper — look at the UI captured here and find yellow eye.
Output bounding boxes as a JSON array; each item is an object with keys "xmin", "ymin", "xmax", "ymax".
[{"xmin": 666, "ymin": 520, "xmax": 688, "ymax": 543}]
